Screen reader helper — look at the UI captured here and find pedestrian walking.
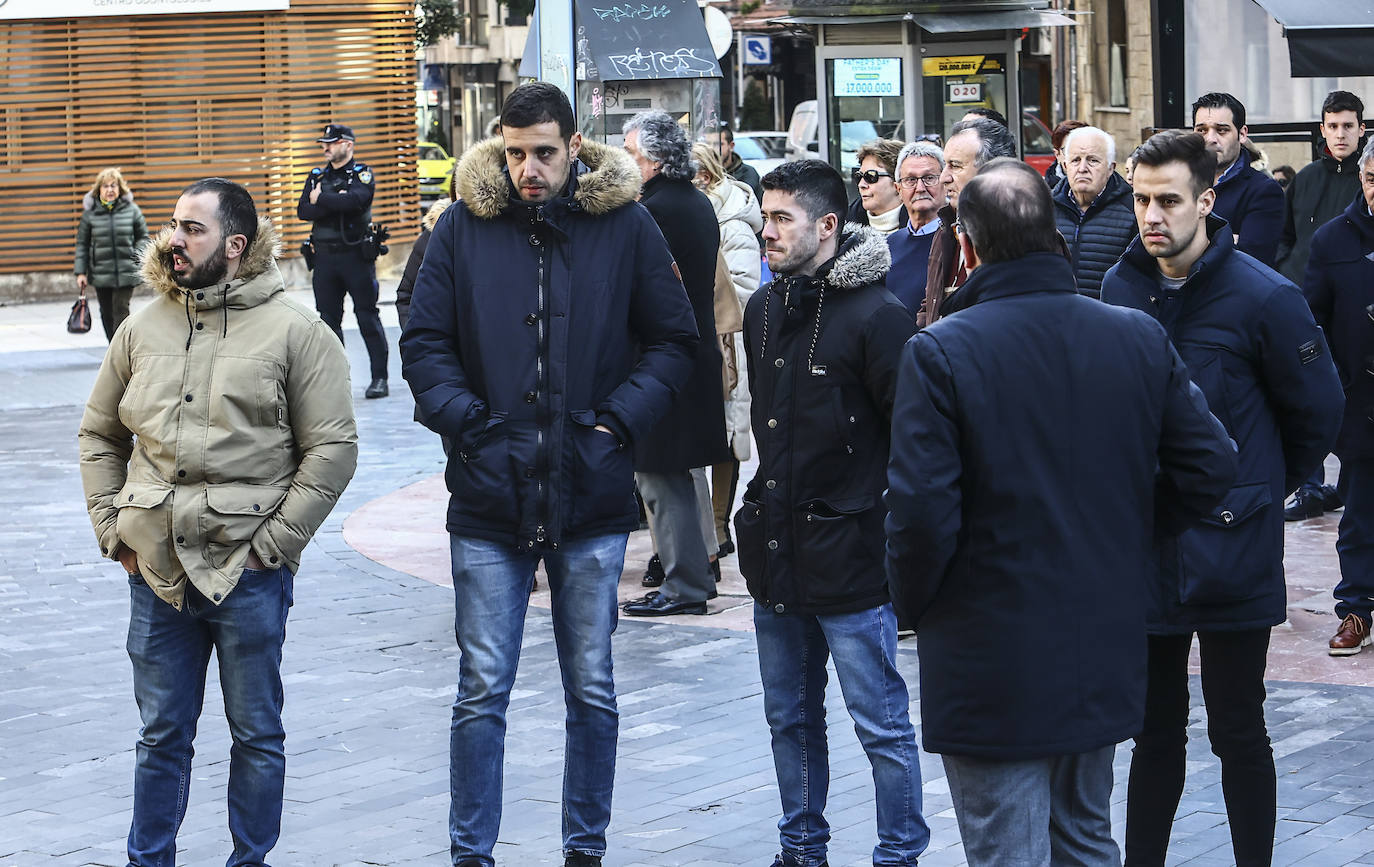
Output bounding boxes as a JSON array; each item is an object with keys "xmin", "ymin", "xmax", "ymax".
[
  {"xmin": 74, "ymin": 167, "xmax": 149, "ymax": 340},
  {"xmin": 399, "ymin": 82, "xmax": 697, "ymax": 867},
  {"xmin": 1192, "ymin": 92, "xmax": 1285, "ymax": 267},
  {"xmin": 693, "ymin": 141, "xmax": 761, "ymax": 559},
  {"xmin": 1303, "ymin": 138, "xmax": 1374, "ymax": 655},
  {"xmin": 620, "ymin": 110, "xmax": 730, "ymax": 618},
  {"xmin": 735, "ymin": 159, "xmax": 927, "ymax": 867},
  {"xmin": 886, "ymin": 157, "xmax": 1236, "ymax": 867},
  {"xmin": 1101, "ymin": 131, "xmax": 1344, "ymax": 867},
  {"xmin": 886, "ymin": 140, "xmax": 946, "ymax": 315},
  {"xmin": 917, "ymin": 117, "xmax": 1017, "ymax": 327},
  {"xmin": 708, "ymin": 123, "xmax": 763, "ymax": 204},
  {"xmin": 1051, "ymin": 126, "xmax": 1135, "ymax": 298},
  {"xmin": 297, "ymin": 122, "xmax": 391, "ymax": 399},
  {"xmin": 77, "ymin": 177, "xmax": 358, "ymax": 866}
]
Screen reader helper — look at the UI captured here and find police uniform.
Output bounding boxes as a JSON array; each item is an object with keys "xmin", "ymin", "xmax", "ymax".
[{"xmin": 297, "ymin": 122, "xmax": 389, "ymax": 395}]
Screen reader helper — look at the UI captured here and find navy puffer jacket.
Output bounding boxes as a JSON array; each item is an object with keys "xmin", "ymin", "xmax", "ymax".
[
  {"xmin": 401, "ymin": 138, "xmax": 698, "ymax": 549},
  {"xmin": 1102, "ymin": 219, "xmax": 1344, "ymax": 633},
  {"xmin": 1210, "ymin": 147, "xmax": 1285, "ymax": 268},
  {"xmin": 1051, "ymin": 172, "xmax": 1135, "ymax": 298}
]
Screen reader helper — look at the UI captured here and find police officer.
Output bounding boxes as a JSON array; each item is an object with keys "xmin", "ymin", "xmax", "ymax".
[{"xmin": 298, "ymin": 122, "xmax": 390, "ymax": 398}]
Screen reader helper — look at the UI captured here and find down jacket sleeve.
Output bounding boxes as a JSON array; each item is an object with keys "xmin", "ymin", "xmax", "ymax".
[
  {"xmin": 884, "ymin": 331, "xmax": 963, "ymax": 626},
  {"xmin": 1154, "ymin": 332, "xmax": 1238, "ymax": 535},
  {"xmin": 78, "ymin": 326, "xmax": 137, "ymax": 560}
]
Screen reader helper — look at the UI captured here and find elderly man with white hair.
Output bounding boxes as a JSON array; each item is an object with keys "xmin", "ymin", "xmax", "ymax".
[
  {"xmin": 1050, "ymin": 125, "xmax": 1135, "ymax": 298},
  {"xmin": 887, "ymin": 140, "xmax": 948, "ymax": 315}
]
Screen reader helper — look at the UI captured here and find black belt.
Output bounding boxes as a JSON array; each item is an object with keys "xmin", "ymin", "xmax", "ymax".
[{"xmin": 313, "ymin": 240, "xmax": 363, "ymax": 253}]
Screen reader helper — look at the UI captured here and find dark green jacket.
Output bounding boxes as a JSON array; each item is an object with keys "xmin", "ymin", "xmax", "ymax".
[{"xmin": 75, "ymin": 193, "xmax": 149, "ymax": 289}]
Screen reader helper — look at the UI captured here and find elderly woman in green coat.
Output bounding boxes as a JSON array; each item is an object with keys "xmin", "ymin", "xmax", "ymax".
[{"xmin": 75, "ymin": 167, "xmax": 149, "ymax": 340}]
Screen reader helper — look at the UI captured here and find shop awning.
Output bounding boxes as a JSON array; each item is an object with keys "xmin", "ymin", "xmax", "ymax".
[
  {"xmin": 519, "ymin": 0, "xmax": 722, "ymax": 82},
  {"xmin": 769, "ymin": 9, "xmax": 1073, "ymax": 31},
  {"xmin": 1251, "ymin": 0, "xmax": 1374, "ymax": 77}
]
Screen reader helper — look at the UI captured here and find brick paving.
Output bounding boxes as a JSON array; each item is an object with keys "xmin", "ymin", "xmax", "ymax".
[{"xmin": 5, "ymin": 298, "xmax": 1374, "ymax": 865}]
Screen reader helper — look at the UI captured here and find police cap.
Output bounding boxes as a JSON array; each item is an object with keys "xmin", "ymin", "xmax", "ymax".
[{"xmin": 317, "ymin": 123, "xmax": 356, "ymax": 143}]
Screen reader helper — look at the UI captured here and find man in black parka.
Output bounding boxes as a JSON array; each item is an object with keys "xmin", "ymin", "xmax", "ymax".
[
  {"xmin": 886, "ymin": 157, "xmax": 1237, "ymax": 866},
  {"xmin": 735, "ymin": 159, "xmax": 926, "ymax": 867},
  {"xmin": 620, "ymin": 111, "xmax": 731, "ymax": 617}
]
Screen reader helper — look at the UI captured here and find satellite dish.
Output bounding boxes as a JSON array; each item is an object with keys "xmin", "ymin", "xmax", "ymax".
[{"xmin": 703, "ymin": 6, "xmax": 733, "ymax": 60}]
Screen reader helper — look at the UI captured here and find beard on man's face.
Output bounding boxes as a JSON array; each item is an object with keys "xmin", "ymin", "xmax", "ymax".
[{"xmin": 170, "ymin": 243, "xmax": 229, "ymax": 290}]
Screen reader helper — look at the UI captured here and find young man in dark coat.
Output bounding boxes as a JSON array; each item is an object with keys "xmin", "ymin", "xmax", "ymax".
[
  {"xmin": 1050, "ymin": 125, "xmax": 1135, "ymax": 298},
  {"xmin": 1101, "ymin": 131, "xmax": 1344, "ymax": 866},
  {"xmin": 886, "ymin": 157, "xmax": 1236, "ymax": 866},
  {"xmin": 619, "ymin": 110, "xmax": 731, "ymax": 618},
  {"xmin": 1192, "ymin": 92, "xmax": 1285, "ymax": 268},
  {"xmin": 1304, "ymin": 138, "xmax": 1374, "ymax": 655},
  {"xmin": 735, "ymin": 159, "xmax": 927, "ymax": 867},
  {"xmin": 400, "ymin": 83, "xmax": 698, "ymax": 867}
]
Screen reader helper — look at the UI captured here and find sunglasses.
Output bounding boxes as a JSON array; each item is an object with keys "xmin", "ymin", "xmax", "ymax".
[{"xmin": 851, "ymin": 168, "xmax": 893, "ymax": 185}]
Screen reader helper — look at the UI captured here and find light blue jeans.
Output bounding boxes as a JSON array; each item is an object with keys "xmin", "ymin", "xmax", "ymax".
[
  {"xmin": 448, "ymin": 532, "xmax": 627, "ymax": 866},
  {"xmin": 754, "ymin": 602, "xmax": 929, "ymax": 866},
  {"xmin": 126, "ymin": 566, "xmax": 293, "ymax": 867}
]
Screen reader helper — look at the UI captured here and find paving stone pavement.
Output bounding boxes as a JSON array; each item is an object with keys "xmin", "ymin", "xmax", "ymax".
[{"xmin": 6, "ymin": 311, "xmax": 1374, "ymax": 865}]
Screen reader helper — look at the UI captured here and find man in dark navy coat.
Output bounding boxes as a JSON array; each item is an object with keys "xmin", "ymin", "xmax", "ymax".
[
  {"xmin": 1192, "ymin": 92, "xmax": 1285, "ymax": 268},
  {"xmin": 400, "ymin": 82, "xmax": 698, "ymax": 867},
  {"xmin": 1101, "ymin": 131, "xmax": 1343, "ymax": 866},
  {"xmin": 885, "ymin": 157, "xmax": 1236, "ymax": 866},
  {"xmin": 1304, "ymin": 137, "xmax": 1374, "ymax": 655}
]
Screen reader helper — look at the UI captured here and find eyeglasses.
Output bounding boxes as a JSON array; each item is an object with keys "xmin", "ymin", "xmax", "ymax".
[
  {"xmin": 896, "ymin": 174, "xmax": 942, "ymax": 189},
  {"xmin": 851, "ymin": 168, "xmax": 893, "ymax": 185}
]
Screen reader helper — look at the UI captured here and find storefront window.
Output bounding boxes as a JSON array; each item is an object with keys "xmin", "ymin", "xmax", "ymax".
[
  {"xmin": 920, "ymin": 54, "xmax": 1008, "ymax": 141},
  {"xmin": 825, "ymin": 57, "xmax": 904, "ymax": 174}
]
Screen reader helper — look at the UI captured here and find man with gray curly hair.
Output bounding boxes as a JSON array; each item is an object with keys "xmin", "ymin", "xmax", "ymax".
[
  {"xmin": 620, "ymin": 111, "xmax": 733, "ymax": 617},
  {"xmin": 887, "ymin": 140, "xmax": 947, "ymax": 314}
]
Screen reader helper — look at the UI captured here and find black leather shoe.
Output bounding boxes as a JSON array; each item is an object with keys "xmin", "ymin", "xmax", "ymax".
[
  {"xmin": 622, "ymin": 592, "xmax": 706, "ymax": 616},
  {"xmin": 718, "ymin": 537, "xmax": 735, "ymax": 558},
  {"xmin": 709, "ymin": 557, "xmax": 721, "ymax": 583},
  {"xmin": 641, "ymin": 554, "xmax": 665, "ymax": 587},
  {"xmin": 564, "ymin": 853, "xmax": 602, "ymax": 867},
  {"xmin": 1321, "ymin": 483, "xmax": 1344, "ymax": 512},
  {"xmin": 770, "ymin": 855, "xmax": 827, "ymax": 867},
  {"xmin": 1285, "ymin": 488, "xmax": 1324, "ymax": 521},
  {"xmin": 364, "ymin": 378, "xmax": 389, "ymax": 399}
]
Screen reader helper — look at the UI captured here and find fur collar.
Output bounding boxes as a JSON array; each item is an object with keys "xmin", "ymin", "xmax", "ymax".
[
  {"xmin": 422, "ymin": 198, "xmax": 452, "ymax": 231},
  {"xmin": 83, "ymin": 191, "xmax": 134, "ymax": 212},
  {"xmin": 824, "ymin": 223, "xmax": 892, "ymax": 292},
  {"xmin": 455, "ymin": 137, "xmax": 642, "ymax": 220},
  {"xmin": 141, "ymin": 216, "xmax": 282, "ymax": 301}
]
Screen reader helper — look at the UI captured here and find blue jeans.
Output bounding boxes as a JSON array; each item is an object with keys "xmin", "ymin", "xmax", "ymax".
[
  {"xmin": 753, "ymin": 602, "xmax": 928, "ymax": 866},
  {"xmin": 125, "ymin": 566, "xmax": 293, "ymax": 867},
  {"xmin": 944, "ymin": 745, "xmax": 1119, "ymax": 867},
  {"xmin": 448, "ymin": 533, "xmax": 627, "ymax": 865}
]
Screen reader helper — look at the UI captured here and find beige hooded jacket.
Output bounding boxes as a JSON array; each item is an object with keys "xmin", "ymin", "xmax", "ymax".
[{"xmin": 78, "ymin": 216, "xmax": 358, "ymax": 609}]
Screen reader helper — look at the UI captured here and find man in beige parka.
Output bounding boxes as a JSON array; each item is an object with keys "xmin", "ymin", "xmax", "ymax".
[{"xmin": 78, "ymin": 177, "xmax": 358, "ymax": 867}]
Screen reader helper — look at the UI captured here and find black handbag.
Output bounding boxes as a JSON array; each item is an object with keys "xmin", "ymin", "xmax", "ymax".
[{"xmin": 67, "ymin": 291, "xmax": 92, "ymax": 334}]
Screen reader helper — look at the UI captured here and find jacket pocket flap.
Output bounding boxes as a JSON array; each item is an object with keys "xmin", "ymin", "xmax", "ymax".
[
  {"xmin": 1199, "ymin": 481, "xmax": 1271, "ymax": 528},
  {"xmin": 799, "ymin": 495, "xmax": 874, "ymax": 517},
  {"xmin": 206, "ymin": 483, "xmax": 289, "ymax": 516},
  {"xmin": 569, "ymin": 409, "xmax": 598, "ymax": 427},
  {"xmin": 116, "ymin": 483, "xmax": 172, "ymax": 509}
]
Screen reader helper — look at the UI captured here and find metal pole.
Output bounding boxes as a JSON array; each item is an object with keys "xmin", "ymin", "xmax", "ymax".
[{"xmin": 538, "ymin": 0, "xmax": 577, "ymax": 118}]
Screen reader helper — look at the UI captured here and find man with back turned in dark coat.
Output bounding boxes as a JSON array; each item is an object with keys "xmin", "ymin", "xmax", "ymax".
[
  {"xmin": 886, "ymin": 157, "xmax": 1236, "ymax": 866},
  {"xmin": 620, "ymin": 110, "xmax": 731, "ymax": 618},
  {"xmin": 1102, "ymin": 131, "xmax": 1344, "ymax": 866},
  {"xmin": 297, "ymin": 122, "xmax": 390, "ymax": 399}
]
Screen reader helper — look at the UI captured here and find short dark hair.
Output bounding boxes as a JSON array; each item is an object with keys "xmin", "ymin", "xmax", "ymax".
[
  {"xmin": 1192, "ymin": 92, "xmax": 1246, "ymax": 129},
  {"xmin": 964, "ymin": 107, "xmax": 1009, "ymax": 129},
  {"xmin": 718, "ymin": 123, "xmax": 735, "ymax": 143},
  {"xmin": 1133, "ymin": 130, "xmax": 1217, "ymax": 198},
  {"xmin": 957, "ymin": 158, "xmax": 1061, "ymax": 264},
  {"xmin": 180, "ymin": 177, "xmax": 257, "ymax": 250},
  {"xmin": 1323, "ymin": 90, "xmax": 1365, "ymax": 124},
  {"xmin": 760, "ymin": 160, "xmax": 848, "ymax": 224},
  {"xmin": 949, "ymin": 117, "xmax": 1018, "ymax": 166},
  {"xmin": 500, "ymin": 81, "xmax": 576, "ymax": 140}
]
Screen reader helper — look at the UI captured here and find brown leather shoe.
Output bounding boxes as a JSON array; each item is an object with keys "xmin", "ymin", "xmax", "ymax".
[{"xmin": 1329, "ymin": 613, "xmax": 1372, "ymax": 656}]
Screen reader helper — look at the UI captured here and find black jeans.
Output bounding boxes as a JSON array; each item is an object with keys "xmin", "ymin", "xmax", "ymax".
[
  {"xmin": 312, "ymin": 246, "xmax": 389, "ymax": 380},
  {"xmin": 1335, "ymin": 459, "xmax": 1374, "ymax": 622},
  {"xmin": 1125, "ymin": 628, "xmax": 1274, "ymax": 866}
]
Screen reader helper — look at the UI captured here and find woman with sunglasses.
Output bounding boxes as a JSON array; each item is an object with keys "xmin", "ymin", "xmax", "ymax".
[{"xmin": 845, "ymin": 138, "xmax": 909, "ymax": 235}]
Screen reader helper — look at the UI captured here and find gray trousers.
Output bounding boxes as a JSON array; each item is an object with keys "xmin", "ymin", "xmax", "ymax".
[
  {"xmin": 943, "ymin": 745, "xmax": 1120, "ymax": 867},
  {"xmin": 637, "ymin": 469, "xmax": 715, "ymax": 603}
]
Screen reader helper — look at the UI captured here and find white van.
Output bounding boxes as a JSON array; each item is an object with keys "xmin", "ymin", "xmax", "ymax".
[{"xmin": 785, "ymin": 99, "xmax": 879, "ymax": 171}]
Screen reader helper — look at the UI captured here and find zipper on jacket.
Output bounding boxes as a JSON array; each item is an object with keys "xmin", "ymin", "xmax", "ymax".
[
  {"xmin": 535, "ymin": 208, "xmax": 549, "ymax": 543},
  {"xmin": 109, "ymin": 208, "xmax": 122, "ymax": 290}
]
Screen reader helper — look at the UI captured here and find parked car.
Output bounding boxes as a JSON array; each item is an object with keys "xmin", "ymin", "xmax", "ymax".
[
  {"xmin": 1021, "ymin": 112, "xmax": 1056, "ymax": 174},
  {"xmin": 418, "ymin": 141, "xmax": 456, "ymax": 200},
  {"xmin": 734, "ymin": 131, "xmax": 788, "ymax": 177}
]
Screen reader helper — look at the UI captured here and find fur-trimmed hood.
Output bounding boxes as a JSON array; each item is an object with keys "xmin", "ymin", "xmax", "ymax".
[
  {"xmin": 823, "ymin": 222, "xmax": 892, "ymax": 292},
  {"xmin": 422, "ymin": 197, "xmax": 452, "ymax": 231},
  {"xmin": 82, "ymin": 191, "xmax": 135, "ymax": 212},
  {"xmin": 455, "ymin": 136, "xmax": 642, "ymax": 220},
  {"xmin": 140, "ymin": 216, "xmax": 283, "ymax": 305}
]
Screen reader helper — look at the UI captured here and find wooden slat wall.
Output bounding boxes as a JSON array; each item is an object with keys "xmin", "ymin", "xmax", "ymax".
[{"xmin": 0, "ymin": 0, "xmax": 418, "ymax": 274}]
